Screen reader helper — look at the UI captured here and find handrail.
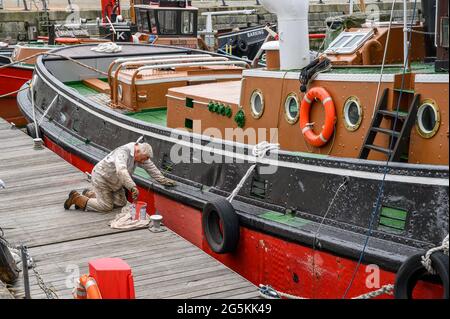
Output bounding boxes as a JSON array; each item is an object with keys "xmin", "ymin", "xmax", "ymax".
[
  {"xmin": 112, "ymin": 56, "xmax": 230, "ymax": 104},
  {"xmin": 108, "ymin": 54, "xmax": 204, "ymax": 88},
  {"xmin": 108, "ymin": 54, "xmax": 213, "ymax": 102},
  {"xmin": 129, "ymin": 60, "xmax": 248, "ymax": 109}
]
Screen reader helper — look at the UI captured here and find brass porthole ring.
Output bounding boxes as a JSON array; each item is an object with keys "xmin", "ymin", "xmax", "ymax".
[
  {"xmin": 284, "ymin": 93, "xmax": 300, "ymax": 124},
  {"xmin": 416, "ymin": 99, "xmax": 440, "ymax": 138},
  {"xmin": 342, "ymin": 96, "xmax": 363, "ymax": 132},
  {"xmin": 250, "ymin": 89, "xmax": 264, "ymax": 119}
]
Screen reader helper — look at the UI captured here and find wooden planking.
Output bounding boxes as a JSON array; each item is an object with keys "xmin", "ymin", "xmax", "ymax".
[
  {"xmin": 11, "ymin": 230, "xmax": 259, "ymax": 299},
  {"xmin": 0, "ymin": 118, "xmax": 259, "ymax": 299}
]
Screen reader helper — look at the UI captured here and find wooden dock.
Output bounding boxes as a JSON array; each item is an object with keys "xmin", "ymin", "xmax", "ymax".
[{"xmin": 0, "ymin": 118, "xmax": 259, "ymax": 299}]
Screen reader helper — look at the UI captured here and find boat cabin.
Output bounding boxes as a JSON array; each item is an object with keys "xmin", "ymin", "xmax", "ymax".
[{"xmin": 132, "ymin": 0, "xmax": 198, "ymax": 48}]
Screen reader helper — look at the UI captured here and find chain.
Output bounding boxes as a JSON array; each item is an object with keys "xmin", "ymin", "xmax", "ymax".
[
  {"xmin": 0, "ymin": 234, "xmax": 59, "ymax": 299},
  {"xmin": 30, "ymin": 260, "xmax": 59, "ymax": 299}
]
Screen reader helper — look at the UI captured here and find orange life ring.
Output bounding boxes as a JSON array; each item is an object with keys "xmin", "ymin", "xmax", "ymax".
[
  {"xmin": 74, "ymin": 274, "xmax": 102, "ymax": 299},
  {"xmin": 299, "ymin": 87, "xmax": 336, "ymax": 147}
]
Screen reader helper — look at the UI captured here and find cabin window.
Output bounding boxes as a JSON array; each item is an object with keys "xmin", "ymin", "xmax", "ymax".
[
  {"xmin": 343, "ymin": 96, "xmax": 363, "ymax": 131},
  {"xmin": 325, "ymin": 30, "xmax": 374, "ymax": 54},
  {"xmin": 181, "ymin": 11, "xmax": 195, "ymax": 35},
  {"xmin": 158, "ymin": 10, "xmax": 178, "ymax": 35},
  {"xmin": 137, "ymin": 9, "xmax": 150, "ymax": 33},
  {"xmin": 149, "ymin": 10, "xmax": 158, "ymax": 34},
  {"xmin": 441, "ymin": 17, "xmax": 449, "ymax": 48},
  {"xmin": 284, "ymin": 93, "xmax": 299, "ymax": 124},
  {"xmin": 185, "ymin": 118, "xmax": 193, "ymax": 129},
  {"xmin": 416, "ymin": 99, "xmax": 440, "ymax": 138},
  {"xmin": 250, "ymin": 90, "xmax": 264, "ymax": 119}
]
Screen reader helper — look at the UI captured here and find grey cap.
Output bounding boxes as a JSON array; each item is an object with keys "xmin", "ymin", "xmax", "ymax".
[{"xmin": 138, "ymin": 143, "xmax": 153, "ymax": 158}]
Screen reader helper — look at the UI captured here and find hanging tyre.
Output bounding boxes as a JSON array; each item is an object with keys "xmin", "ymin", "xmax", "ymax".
[
  {"xmin": 202, "ymin": 198, "xmax": 240, "ymax": 254},
  {"xmin": 237, "ymin": 39, "xmax": 249, "ymax": 53},
  {"xmin": 394, "ymin": 251, "xmax": 449, "ymax": 299}
]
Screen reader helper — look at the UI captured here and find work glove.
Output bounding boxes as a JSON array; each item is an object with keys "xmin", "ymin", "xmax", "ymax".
[
  {"xmin": 130, "ymin": 186, "xmax": 139, "ymax": 201},
  {"xmin": 162, "ymin": 179, "xmax": 177, "ymax": 187}
]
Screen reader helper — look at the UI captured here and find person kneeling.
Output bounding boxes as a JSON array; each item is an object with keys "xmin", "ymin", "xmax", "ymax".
[{"xmin": 63, "ymin": 141, "xmax": 175, "ymax": 212}]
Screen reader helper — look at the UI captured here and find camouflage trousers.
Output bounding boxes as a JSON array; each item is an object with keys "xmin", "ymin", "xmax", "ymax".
[{"xmin": 85, "ymin": 168, "xmax": 128, "ymax": 212}]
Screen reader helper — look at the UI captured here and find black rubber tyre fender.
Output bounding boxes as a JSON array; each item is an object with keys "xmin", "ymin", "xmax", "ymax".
[
  {"xmin": 202, "ymin": 198, "xmax": 240, "ymax": 254},
  {"xmin": 237, "ymin": 39, "xmax": 249, "ymax": 53},
  {"xmin": 394, "ymin": 251, "xmax": 449, "ymax": 299},
  {"xmin": 26, "ymin": 122, "xmax": 39, "ymax": 139}
]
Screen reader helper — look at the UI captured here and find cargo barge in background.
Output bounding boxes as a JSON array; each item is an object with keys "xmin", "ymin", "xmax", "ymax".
[{"xmin": 17, "ymin": 0, "xmax": 448, "ymax": 299}]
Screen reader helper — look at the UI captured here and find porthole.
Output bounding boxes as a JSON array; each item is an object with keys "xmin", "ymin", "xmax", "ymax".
[
  {"xmin": 343, "ymin": 96, "xmax": 363, "ymax": 131},
  {"xmin": 250, "ymin": 90, "xmax": 264, "ymax": 119},
  {"xmin": 118, "ymin": 84, "xmax": 123, "ymax": 101},
  {"xmin": 416, "ymin": 99, "xmax": 440, "ymax": 138},
  {"xmin": 284, "ymin": 93, "xmax": 299, "ymax": 124}
]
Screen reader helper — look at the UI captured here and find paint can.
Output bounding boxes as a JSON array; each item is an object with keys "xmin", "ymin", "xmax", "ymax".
[
  {"xmin": 135, "ymin": 201, "xmax": 147, "ymax": 220},
  {"xmin": 129, "ymin": 203, "xmax": 136, "ymax": 220}
]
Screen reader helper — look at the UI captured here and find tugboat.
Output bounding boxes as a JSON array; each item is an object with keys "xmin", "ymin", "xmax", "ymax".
[{"xmin": 17, "ymin": 0, "xmax": 448, "ymax": 299}]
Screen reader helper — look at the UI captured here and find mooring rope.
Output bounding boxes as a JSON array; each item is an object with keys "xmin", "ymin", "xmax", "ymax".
[
  {"xmin": 0, "ymin": 86, "xmax": 29, "ymax": 99},
  {"xmin": 421, "ymin": 234, "xmax": 449, "ymax": 274},
  {"xmin": 226, "ymin": 142, "xmax": 280, "ymax": 203},
  {"xmin": 258, "ymin": 284, "xmax": 394, "ymax": 300},
  {"xmin": 0, "ymin": 51, "xmax": 108, "ymax": 76}
]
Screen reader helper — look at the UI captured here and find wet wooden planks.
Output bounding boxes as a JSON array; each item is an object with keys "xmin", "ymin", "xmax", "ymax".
[{"xmin": 0, "ymin": 118, "xmax": 259, "ymax": 299}]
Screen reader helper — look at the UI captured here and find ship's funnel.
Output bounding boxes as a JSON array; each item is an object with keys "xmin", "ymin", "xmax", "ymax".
[{"xmin": 260, "ymin": 0, "xmax": 310, "ymax": 70}]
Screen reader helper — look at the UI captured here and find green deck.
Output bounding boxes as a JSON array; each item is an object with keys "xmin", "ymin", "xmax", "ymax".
[
  {"xmin": 125, "ymin": 108, "xmax": 168, "ymax": 127},
  {"xmin": 65, "ymin": 80, "xmax": 107, "ymax": 96}
]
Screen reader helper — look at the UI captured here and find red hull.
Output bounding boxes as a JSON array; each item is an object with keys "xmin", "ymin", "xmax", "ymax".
[
  {"xmin": 43, "ymin": 135, "xmax": 442, "ymax": 299},
  {"xmin": 0, "ymin": 66, "xmax": 33, "ymax": 126}
]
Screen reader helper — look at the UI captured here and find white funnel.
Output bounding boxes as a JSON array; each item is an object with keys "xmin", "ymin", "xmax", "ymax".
[{"xmin": 260, "ymin": 0, "xmax": 310, "ymax": 70}]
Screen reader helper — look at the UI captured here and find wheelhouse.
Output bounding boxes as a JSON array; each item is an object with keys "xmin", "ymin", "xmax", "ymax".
[{"xmin": 133, "ymin": 0, "xmax": 198, "ymax": 37}]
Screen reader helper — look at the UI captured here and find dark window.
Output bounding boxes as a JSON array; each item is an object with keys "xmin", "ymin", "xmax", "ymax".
[
  {"xmin": 135, "ymin": 9, "xmax": 150, "ymax": 33},
  {"xmin": 181, "ymin": 11, "xmax": 194, "ymax": 35},
  {"xmin": 185, "ymin": 98, "xmax": 194, "ymax": 108},
  {"xmin": 185, "ymin": 118, "xmax": 193, "ymax": 129},
  {"xmin": 158, "ymin": 10, "xmax": 178, "ymax": 35}
]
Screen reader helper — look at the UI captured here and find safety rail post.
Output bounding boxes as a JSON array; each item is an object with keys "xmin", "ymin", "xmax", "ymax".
[{"xmin": 21, "ymin": 245, "xmax": 31, "ymax": 299}]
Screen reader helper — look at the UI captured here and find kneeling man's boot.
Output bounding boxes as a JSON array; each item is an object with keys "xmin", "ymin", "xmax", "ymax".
[
  {"xmin": 64, "ymin": 190, "xmax": 89, "ymax": 210},
  {"xmin": 82, "ymin": 188, "xmax": 96, "ymax": 198}
]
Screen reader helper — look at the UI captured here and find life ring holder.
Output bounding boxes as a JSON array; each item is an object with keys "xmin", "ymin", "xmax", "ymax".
[{"xmin": 299, "ymin": 87, "xmax": 336, "ymax": 148}]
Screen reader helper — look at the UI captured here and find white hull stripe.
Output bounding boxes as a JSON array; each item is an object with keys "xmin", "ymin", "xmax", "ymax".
[
  {"xmin": 35, "ymin": 69, "xmax": 449, "ymax": 187},
  {"xmin": 243, "ymin": 69, "xmax": 396, "ymax": 83}
]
